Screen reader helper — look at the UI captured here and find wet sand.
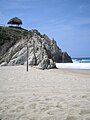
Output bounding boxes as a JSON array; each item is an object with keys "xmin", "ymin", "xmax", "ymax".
[{"xmin": 0, "ymin": 66, "xmax": 90, "ymax": 120}]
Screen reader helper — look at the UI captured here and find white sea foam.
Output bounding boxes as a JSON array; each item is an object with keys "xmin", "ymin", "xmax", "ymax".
[
  {"xmin": 56, "ymin": 63, "xmax": 90, "ymax": 70},
  {"xmin": 72, "ymin": 58, "xmax": 90, "ymax": 63}
]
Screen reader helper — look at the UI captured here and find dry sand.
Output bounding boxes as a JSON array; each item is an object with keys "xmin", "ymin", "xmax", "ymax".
[{"xmin": 0, "ymin": 66, "xmax": 90, "ymax": 120}]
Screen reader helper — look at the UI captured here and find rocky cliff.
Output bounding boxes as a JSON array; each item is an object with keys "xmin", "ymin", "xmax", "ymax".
[{"xmin": 0, "ymin": 26, "xmax": 72, "ymax": 69}]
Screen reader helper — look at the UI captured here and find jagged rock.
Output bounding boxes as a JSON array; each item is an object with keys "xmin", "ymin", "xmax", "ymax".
[
  {"xmin": 0, "ymin": 62, "xmax": 7, "ymax": 66},
  {"xmin": 62, "ymin": 52, "xmax": 72, "ymax": 63},
  {"xmin": 37, "ymin": 56, "xmax": 49, "ymax": 70},
  {"xmin": 0, "ymin": 26, "xmax": 72, "ymax": 69},
  {"xmin": 48, "ymin": 59, "xmax": 56, "ymax": 69},
  {"xmin": 37, "ymin": 55, "xmax": 56, "ymax": 70}
]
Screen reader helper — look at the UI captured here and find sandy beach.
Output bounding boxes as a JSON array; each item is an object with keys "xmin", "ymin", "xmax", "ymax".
[{"xmin": 0, "ymin": 66, "xmax": 90, "ymax": 120}]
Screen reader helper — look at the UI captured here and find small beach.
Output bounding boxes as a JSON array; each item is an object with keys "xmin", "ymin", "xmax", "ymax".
[{"xmin": 0, "ymin": 66, "xmax": 90, "ymax": 120}]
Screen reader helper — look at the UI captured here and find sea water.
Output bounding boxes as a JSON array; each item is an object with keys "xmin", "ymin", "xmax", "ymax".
[
  {"xmin": 72, "ymin": 57, "xmax": 90, "ymax": 63},
  {"xmin": 56, "ymin": 57, "xmax": 90, "ymax": 70}
]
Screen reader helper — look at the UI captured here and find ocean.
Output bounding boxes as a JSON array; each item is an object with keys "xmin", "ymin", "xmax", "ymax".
[
  {"xmin": 72, "ymin": 57, "xmax": 90, "ymax": 63},
  {"xmin": 56, "ymin": 57, "xmax": 90, "ymax": 70}
]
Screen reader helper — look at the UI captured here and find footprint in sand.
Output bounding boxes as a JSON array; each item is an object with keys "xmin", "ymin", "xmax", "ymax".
[
  {"xmin": 40, "ymin": 115, "xmax": 56, "ymax": 120},
  {"xmin": 55, "ymin": 102, "xmax": 63, "ymax": 109},
  {"xmin": 65, "ymin": 116, "xmax": 78, "ymax": 120},
  {"xmin": 79, "ymin": 109, "xmax": 90, "ymax": 115},
  {"xmin": 81, "ymin": 95, "xmax": 87, "ymax": 98},
  {"xmin": 19, "ymin": 116, "xmax": 36, "ymax": 120},
  {"xmin": 85, "ymin": 118, "xmax": 90, "ymax": 120},
  {"xmin": 47, "ymin": 108, "xmax": 63, "ymax": 116},
  {"xmin": 16, "ymin": 105, "xmax": 25, "ymax": 112},
  {"xmin": 28, "ymin": 103, "xmax": 37, "ymax": 109},
  {"xmin": 72, "ymin": 104, "xmax": 80, "ymax": 108}
]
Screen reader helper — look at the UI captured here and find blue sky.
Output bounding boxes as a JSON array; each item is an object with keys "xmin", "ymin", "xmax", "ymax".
[{"xmin": 0, "ymin": 0, "xmax": 90, "ymax": 57}]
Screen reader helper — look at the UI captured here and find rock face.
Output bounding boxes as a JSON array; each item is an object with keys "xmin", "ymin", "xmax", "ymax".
[
  {"xmin": 0, "ymin": 26, "xmax": 72, "ymax": 69},
  {"xmin": 37, "ymin": 55, "xmax": 56, "ymax": 70}
]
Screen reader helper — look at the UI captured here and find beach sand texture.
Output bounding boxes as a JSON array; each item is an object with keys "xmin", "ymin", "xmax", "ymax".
[{"xmin": 0, "ymin": 66, "xmax": 90, "ymax": 120}]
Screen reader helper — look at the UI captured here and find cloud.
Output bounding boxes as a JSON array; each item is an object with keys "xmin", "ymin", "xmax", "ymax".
[
  {"xmin": 0, "ymin": 11, "xmax": 4, "ymax": 19},
  {"xmin": 36, "ymin": 15, "xmax": 90, "ymax": 33},
  {"xmin": 68, "ymin": 17, "xmax": 90, "ymax": 27},
  {"xmin": 0, "ymin": 11, "xmax": 7, "ymax": 25},
  {"xmin": 79, "ymin": 4, "xmax": 88, "ymax": 9}
]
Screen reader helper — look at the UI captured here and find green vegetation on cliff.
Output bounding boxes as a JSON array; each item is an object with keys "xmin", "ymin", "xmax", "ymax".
[{"xmin": 0, "ymin": 26, "xmax": 30, "ymax": 46}]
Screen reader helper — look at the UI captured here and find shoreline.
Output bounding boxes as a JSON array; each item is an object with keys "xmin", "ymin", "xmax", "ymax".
[
  {"xmin": 0, "ymin": 65, "xmax": 90, "ymax": 76},
  {"xmin": 56, "ymin": 63, "xmax": 90, "ymax": 70}
]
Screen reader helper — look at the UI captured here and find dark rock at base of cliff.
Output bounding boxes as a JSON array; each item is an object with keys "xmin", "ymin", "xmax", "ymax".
[{"xmin": 62, "ymin": 52, "xmax": 72, "ymax": 63}]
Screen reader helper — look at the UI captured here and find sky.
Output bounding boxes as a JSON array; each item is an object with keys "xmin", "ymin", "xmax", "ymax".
[{"xmin": 0, "ymin": 0, "xmax": 90, "ymax": 58}]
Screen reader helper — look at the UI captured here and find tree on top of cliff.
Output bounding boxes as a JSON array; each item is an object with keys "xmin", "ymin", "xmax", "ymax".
[{"xmin": 7, "ymin": 17, "xmax": 22, "ymax": 26}]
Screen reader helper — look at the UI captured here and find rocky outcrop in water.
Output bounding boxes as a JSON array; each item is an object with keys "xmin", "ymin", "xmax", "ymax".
[{"xmin": 0, "ymin": 26, "xmax": 72, "ymax": 69}]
